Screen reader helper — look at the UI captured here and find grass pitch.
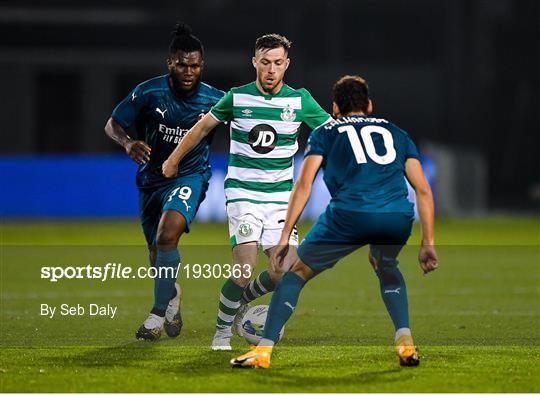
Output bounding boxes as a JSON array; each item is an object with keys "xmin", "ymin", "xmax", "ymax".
[{"xmin": 1, "ymin": 218, "xmax": 539, "ymax": 392}]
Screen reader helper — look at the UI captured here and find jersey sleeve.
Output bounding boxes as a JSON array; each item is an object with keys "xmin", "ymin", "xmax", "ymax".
[
  {"xmin": 301, "ymin": 89, "xmax": 332, "ymax": 130},
  {"xmin": 211, "ymin": 89, "xmax": 226, "ymax": 106},
  {"xmin": 209, "ymin": 90, "xmax": 233, "ymax": 122},
  {"xmin": 404, "ymin": 133, "xmax": 421, "ymax": 160},
  {"xmin": 304, "ymin": 127, "xmax": 327, "ymax": 157},
  {"xmin": 111, "ymin": 84, "xmax": 147, "ymax": 129}
]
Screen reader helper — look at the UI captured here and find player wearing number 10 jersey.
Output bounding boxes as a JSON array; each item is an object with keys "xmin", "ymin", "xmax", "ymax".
[{"xmin": 232, "ymin": 75, "xmax": 439, "ymax": 369}]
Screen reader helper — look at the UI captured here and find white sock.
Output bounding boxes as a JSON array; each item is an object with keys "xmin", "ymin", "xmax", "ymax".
[
  {"xmin": 216, "ymin": 326, "xmax": 232, "ymax": 335},
  {"xmin": 395, "ymin": 327, "xmax": 412, "ymax": 343},
  {"xmin": 258, "ymin": 338, "xmax": 275, "ymax": 347},
  {"xmin": 145, "ymin": 313, "xmax": 165, "ymax": 329}
]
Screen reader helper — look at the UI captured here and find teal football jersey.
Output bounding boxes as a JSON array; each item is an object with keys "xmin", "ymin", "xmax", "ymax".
[
  {"xmin": 305, "ymin": 115, "xmax": 420, "ymax": 214},
  {"xmin": 112, "ymin": 75, "xmax": 224, "ymax": 189}
]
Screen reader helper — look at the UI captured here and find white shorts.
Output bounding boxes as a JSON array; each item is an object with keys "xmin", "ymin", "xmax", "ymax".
[{"xmin": 227, "ymin": 201, "xmax": 299, "ymax": 250}]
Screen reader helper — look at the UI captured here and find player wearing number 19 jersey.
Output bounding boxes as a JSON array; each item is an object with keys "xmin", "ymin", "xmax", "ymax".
[
  {"xmin": 232, "ymin": 75, "xmax": 439, "ymax": 369},
  {"xmin": 105, "ymin": 23, "xmax": 224, "ymax": 341}
]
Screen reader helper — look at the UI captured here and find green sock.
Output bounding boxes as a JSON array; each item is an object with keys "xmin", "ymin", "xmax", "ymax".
[
  {"xmin": 241, "ymin": 270, "xmax": 275, "ymax": 304},
  {"xmin": 216, "ymin": 278, "xmax": 245, "ymax": 330}
]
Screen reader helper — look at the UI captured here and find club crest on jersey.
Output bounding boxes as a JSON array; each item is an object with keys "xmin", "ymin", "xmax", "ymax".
[
  {"xmin": 280, "ymin": 104, "xmax": 296, "ymax": 122},
  {"xmin": 248, "ymin": 124, "xmax": 277, "ymax": 154},
  {"xmin": 238, "ymin": 222, "xmax": 253, "ymax": 237}
]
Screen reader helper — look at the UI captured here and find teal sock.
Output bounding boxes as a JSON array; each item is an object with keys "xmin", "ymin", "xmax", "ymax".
[
  {"xmin": 216, "ymin": 279, "xmax": 245, "ymax": 330},
  {"xmin": 376, "ymin": 262, "xmax": 409, "ymax": 330},
  {"xmin": 262, "ymin": 272, "xmax": 305, "ymax": 343},
  {"xmin": 153, "ymin": 249, "xmax": 180, "ymax": 313},
  {"xmin": 241, "ymin": 270, "xmax": 275, "ymax": 304}
]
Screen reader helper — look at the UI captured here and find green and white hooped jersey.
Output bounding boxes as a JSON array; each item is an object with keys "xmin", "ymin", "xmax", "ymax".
[{"xmin": 209, "ymin": 82, "xmax": 331, "ymax": 205}]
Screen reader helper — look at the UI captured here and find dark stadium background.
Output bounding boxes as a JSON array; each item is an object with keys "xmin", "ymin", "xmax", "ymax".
[
  {"xmin": 0, "ymin": 0, "xmax": 538, "ymax": 215},
  {"xmin": 1, "ymin": 3, "xmax": 539, "ymax": 392}
]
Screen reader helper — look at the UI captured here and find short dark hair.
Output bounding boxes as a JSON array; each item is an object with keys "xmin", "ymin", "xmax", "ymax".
[
  {"xmin": 169, "ymin": 22, "xmax": 204, "ymax": 55},
  {"xmin": 255, "ymin": 33, "xmax": 292, "ymax": 53},
  {"xmin": 333, "ymin": 75, "xmax": 370, "ymax": 114}
]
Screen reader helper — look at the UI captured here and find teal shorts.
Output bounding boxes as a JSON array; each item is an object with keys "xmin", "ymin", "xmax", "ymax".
[
  {"xmin": 139, "ymin": 171, "xmax": 211, "ymax": 245},
  {"xmin": 297, "ymin": 207, "xmax": 414, "ymax": 272}
]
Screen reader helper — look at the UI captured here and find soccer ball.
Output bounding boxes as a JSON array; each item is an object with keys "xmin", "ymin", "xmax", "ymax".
[{"xmin": 240, "ymin": 304, "xmax": 284, "ymax": 345}]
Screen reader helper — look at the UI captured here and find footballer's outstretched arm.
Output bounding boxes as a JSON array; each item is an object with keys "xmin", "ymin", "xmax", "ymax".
[
  {"xmin": 162, "ymin": 113, "xmax": 220, "ymax": 177},
  {"xmin": 280, "ymin": 155, "xmax": 324, "ymax": 243},
  {"xmin": 405, "ymin": 158, "xmax": 439, "ymax": 274},
  {"xmin": 270, "ymin": 155, "xmax": 323, "ymax": 267}
]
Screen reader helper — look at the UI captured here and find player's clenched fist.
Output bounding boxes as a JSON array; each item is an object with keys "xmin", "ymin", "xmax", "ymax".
[
  {"xmin": 125, "ymin": 140, "xmax": 151, "ymax": 165},
  {"xmin": 162, "ymin": 159, "xmax": 178, "ymax": 178},
  {"xmin": 418, "ymin": 244, "xmax": 439, "ymax": 274}
]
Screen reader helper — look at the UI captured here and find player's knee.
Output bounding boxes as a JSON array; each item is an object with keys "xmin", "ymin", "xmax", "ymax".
[
  {"xmin": 374, "ymin": 259, "xmax": 401, "ymax": 284},
  {"xmin": 156, "ymin": 211, "xmax": 187, "ymax": 248},
  {"xmin": 291, "ymin": 259, "xmax": 315, "ymax": 282},
  {"xmin": 370, "ymin": 249, "xmax": 398, "ymax": 274},
  {"xmin": 231, "ymin": 271, "xmax": 251, "ymax": 288},
  {"xmin": 156, "ymin": 227, "xmax": 181, "ymax": 248},
  {"xmin": 379, "ymin": 257, "xmax": 399, "ymax": 270}
]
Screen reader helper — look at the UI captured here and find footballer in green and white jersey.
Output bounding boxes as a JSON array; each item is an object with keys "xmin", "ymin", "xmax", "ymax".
[
  {"xmin": 209, "ymin": 81, "xmax": 331, "ymax": 208},
  {"xmin": 161, "ymin": 33, "xmax": 332, "ymax": 350}
]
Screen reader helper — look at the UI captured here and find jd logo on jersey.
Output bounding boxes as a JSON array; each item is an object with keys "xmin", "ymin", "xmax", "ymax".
[{"xmin": 249, "ymin": 124, "xmax": 277, "ymax": 154}]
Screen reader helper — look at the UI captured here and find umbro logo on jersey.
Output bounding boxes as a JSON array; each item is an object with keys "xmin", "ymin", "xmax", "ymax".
[
  {"xmin": 155, "ymin": 107, "xmax": 167, "ymax": 118},
  {"xmin": 241, "ymin": 109, "xmax": 253, "ymax": 117},
  {"xmin": 384, "ymin": 287, "xmax": 401, "ymax": 295},
  {"xmin": 131, "ymin": 92, "xmax": 137, "ymax": 101}
]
